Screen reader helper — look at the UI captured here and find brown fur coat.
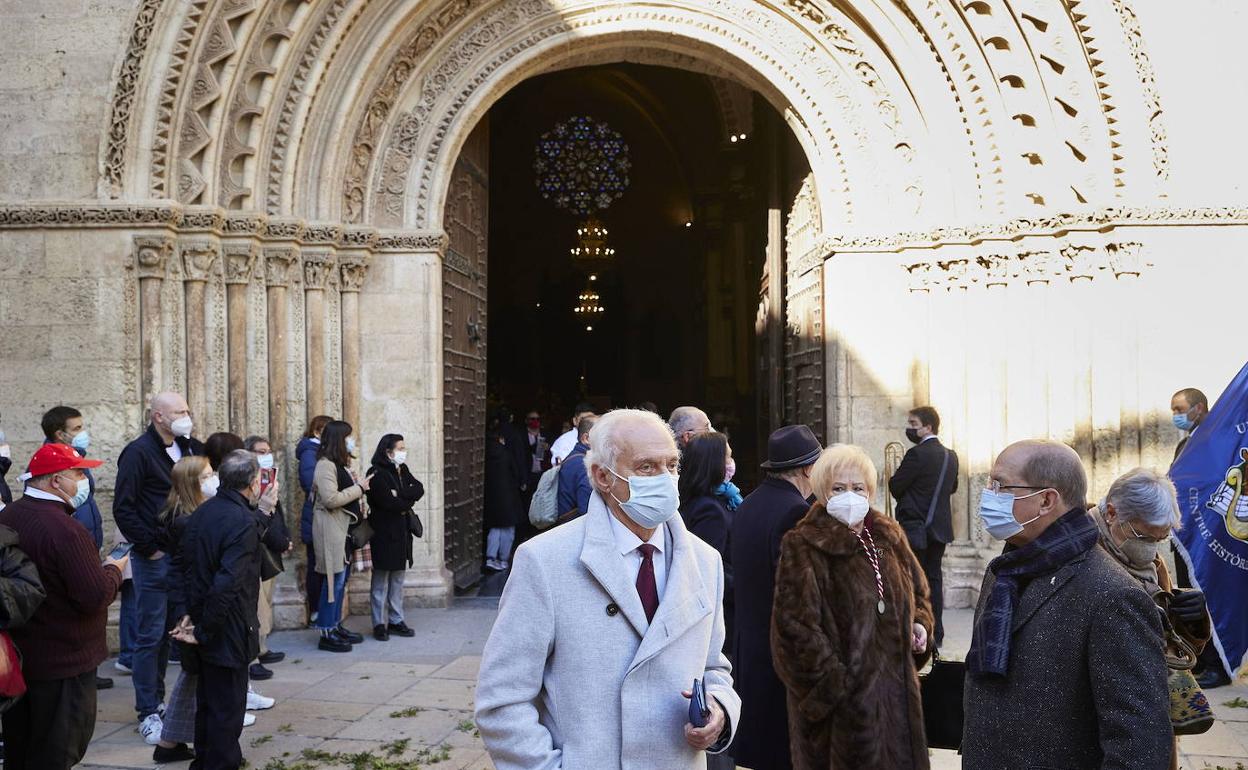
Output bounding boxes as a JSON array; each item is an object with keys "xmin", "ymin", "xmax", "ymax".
[{"xmin": 771, "ymin": 507, "xmax": 934, "ymax": 770}]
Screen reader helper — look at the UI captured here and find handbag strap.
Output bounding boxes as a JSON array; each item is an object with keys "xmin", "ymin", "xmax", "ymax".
[{"xmin": 924, "ymin": 447, "xmax": 951, "ymax": 529}]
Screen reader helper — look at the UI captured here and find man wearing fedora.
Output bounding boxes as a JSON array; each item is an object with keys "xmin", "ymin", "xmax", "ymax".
[
  {"xmin": 0, "ymin": 443, "xmax": 128, "ymax": 769},
  {"xmin": 728, "ymin": 424, "xmax": 822, "ymax": 770}
]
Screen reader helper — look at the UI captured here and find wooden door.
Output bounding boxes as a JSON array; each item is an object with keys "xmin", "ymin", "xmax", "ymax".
[
  {"xmin": 442, "ymin": 119, "xmax": 489, "ymax": 589},
  {"xmin": 784, "ymin": 174, "xmax": 826, "ymax": 443}
]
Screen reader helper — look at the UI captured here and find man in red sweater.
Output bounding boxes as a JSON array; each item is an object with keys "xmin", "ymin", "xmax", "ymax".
[{"xmin": 0, "ymin": 443, "xmax": 128, "ymax": 769}]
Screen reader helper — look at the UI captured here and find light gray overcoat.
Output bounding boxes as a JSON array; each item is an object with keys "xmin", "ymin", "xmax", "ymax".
[{"xmin": 475, "ymin": 492, "xmax": 741, "ymax": 770}]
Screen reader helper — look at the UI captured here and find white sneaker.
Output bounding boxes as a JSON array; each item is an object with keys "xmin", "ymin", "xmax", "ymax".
[
  {"xmin": 246, "ymin": 688, "xmax": 275, "ymax": 710},
  {"xmin": 114, "ymin": 660, "xmax": 132, "ymax": 674},
  {"xmin": 139, "ymin": 713, "xmax": 163, "ymax": 746},
  {"xmin": 243, "ymin": 712, "xmax": 256, "ymax": 727}
]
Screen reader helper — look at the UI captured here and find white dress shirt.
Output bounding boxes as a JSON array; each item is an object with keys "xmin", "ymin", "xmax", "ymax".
[
  {"xmin": 22, "ymin": 487, "xmax": 64, "ymax": 504},
  {"xmin": 550, "ymin": 428, "xmax": 578, "ymax": 465},
  {"xmin": 165, "ymin": 441, "xmax": 183, "ymax": 463},
  {"xmin": 606, "ymin": 505, "xmax": 668, "ymax": 601}
]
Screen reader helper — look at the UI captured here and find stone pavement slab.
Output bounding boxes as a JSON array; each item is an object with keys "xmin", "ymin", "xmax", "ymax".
[{"xmin": 77, "ymin": 604, "xmax": 1248, "ymax": 770}]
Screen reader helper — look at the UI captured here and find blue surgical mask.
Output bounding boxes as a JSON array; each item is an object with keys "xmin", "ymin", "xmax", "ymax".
[
  {"xmin": 346, "ymin": 437, "xmax": 357, "ymax": 454},
  {"xmin": 607, "ymin": 468, "xmax": 679, "ymax": 529},
  {"xmin": 69, "ymin": 476, "xmax": 90, "ymax": 510},
  {"xmin": 71, "ymin": 431, "xmax": 91, "ymax": 452},
  {"xmin": 978, "ymin": 487, "xmax": 1046, "ymax": 540},
  {"xmin": 1172, "ymin": 412, "xmax": 1194, "ymax": 432},
  {"xmin": 256, "ymin": 453, "xmax": 275, "ymax": 469}
]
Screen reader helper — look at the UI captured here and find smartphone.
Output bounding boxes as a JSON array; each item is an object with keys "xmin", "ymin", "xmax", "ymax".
[
  {"xmin": 106, "ymin": 542, "xmax": 134, "ymax": 561},
  {"xmin": 260, "ymin": 467, "xmax": 276, "ymax": 491}
]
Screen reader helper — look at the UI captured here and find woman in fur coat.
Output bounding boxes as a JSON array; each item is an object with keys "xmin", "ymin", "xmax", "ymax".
[{"xmin": 771, "ymin": 444, "xmax": 934, "ymax": 770}]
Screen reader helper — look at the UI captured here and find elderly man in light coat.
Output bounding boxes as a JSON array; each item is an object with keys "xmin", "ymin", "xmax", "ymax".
[{"xmin": 476, "ymin": 408, "xmax": 740, "ymax": 770}]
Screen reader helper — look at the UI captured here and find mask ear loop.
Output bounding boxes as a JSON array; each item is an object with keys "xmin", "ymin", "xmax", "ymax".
[{"xmin": 1014, "ymin": 487, "xmax": 1052, "ymax": 527}]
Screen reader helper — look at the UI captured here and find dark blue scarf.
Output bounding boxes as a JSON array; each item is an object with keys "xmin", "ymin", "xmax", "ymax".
[{"xmin": 967, "ymin": 508, "xmax": 1099, "ymax": 676}]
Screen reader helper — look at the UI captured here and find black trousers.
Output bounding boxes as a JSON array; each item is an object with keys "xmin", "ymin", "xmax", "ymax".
[
  {"xmin": 305, "ymin": 543, "xmax": 324, "ymax": 619},
  {"xmin": 2, "ymin": 669, "xmax": 97, "ymax": 770},
  {"xmin": 192, "ymin": 661, "xmax": 249, "ymax": 770},
  {"xmin": 913, "ymin": 540, "xmax": 947, "ymax": 647}
]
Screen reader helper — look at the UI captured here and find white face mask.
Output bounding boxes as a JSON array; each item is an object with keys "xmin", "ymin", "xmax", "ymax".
[
  {"xmin": 169, "ymin": 415, "xmax": 194, "ymax": 438},
  {"xmin": 256, "ymin": 453, "xmax": 275, "ymax": 469},
  {"xmin": 826, "ymin": 490, "xmax": 870, "ymax": 528},
  {"xmin": 201, "ymin": 475, "xmax": 220, "ymax": 499},
  {"xmin": 393, "ymin": 450, "xmax": 408, "ymax": 465}
]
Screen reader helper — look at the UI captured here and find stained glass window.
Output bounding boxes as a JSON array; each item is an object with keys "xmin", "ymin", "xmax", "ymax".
[{"xmin": 534, "ymin": 116, "xmax": 631, "ymax": 216}]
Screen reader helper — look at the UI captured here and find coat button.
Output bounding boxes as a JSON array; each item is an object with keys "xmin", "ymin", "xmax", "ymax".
[{"xmin": 606, "ymin": 603, "xmax": 619, "ymax": 616}]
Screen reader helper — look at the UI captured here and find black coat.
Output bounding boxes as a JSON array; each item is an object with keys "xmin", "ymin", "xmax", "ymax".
[
  {"xmin": 680, "ymin": 494, "xmax": 734, "ymax": 647},
  {"xmin": 484, "ymin": 433, "xmax": 524, "ymax": 529},
  {"xmin": 114, "ymin": 425, "xmax": 204, "ymax": 557},
  {"xmin": 181, "ymin": 488, "xmax": 261, "ymax": 669},
  {"xmin": 963, "ymin": 545, "xmax": 1171, "ymax": 770},
  {"xmin": 253, "ymin": 501, "xmax": 292, "ymax": 575},
  {"xmin": 0, "ymin": 456, "xmax": 11, "ymax": 505},
  {"xmin": 365, "ymin": 462, "xmax": 425, "ymax": 571},
  {"xmin": 728, "ymin": 477, "xmax": 810, "ymax": 770},
  {"xmin": 888, "ymin": 437, "xmax": 958, "ymax": 549}
]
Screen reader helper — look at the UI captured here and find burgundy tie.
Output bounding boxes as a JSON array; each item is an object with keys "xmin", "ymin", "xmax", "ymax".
[{"xmin": 636, "ymin": 544, "xmax": 659, "ymax": 622}]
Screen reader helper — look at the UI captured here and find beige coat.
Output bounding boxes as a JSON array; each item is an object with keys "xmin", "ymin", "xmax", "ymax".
[{"xmin": 311, "ymin": 457, "xmax": 362, "ymax": 588}]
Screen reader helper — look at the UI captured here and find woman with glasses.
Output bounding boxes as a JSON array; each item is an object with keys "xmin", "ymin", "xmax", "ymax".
[{"xmin": 1091, "ymin": 467, "xmax": 1212, "ymax": 770}]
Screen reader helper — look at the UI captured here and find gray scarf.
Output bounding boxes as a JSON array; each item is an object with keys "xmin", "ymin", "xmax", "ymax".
[{"xmin": 1092, "ymin": 506, "xmax": 1161, "ymax": 598}]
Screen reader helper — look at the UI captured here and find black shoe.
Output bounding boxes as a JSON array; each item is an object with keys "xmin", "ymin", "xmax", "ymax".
[
  {"xmin": 373, "ymin": 624, "xmax": 390, "ymax": 642},
  {"xmin": 317, "ymin": 635, "xmax": 352, "ymax": 653},
  {"xmin": 96, "ymin": 675, "xmax": 114, "ymax": 690},
  {"xmin": 249, "ymin": 663, "xmax": 274, "ymax": 681},
  {"xmin": 336, "ymin": 625, "xmax": 364, "ymax": 644},
  {"xmin": 1197, "ymin": 668, "xmax": 1232, "ymax": 688},
  {"xmin": 258, "ymin": 650, "xmax": 285, "ymax": 665},
  {"xmin": 388, "ymin": 622, "xmax": 416, "ymax": 638},
  {"xmin": 153, "ymin": 743, "xmax": 195, "ymax": 763}
]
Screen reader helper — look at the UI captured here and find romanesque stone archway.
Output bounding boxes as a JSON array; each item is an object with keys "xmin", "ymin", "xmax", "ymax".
[{"xmin": 5, "ymin": 0, "xmax": 1226, "ymax": 614}]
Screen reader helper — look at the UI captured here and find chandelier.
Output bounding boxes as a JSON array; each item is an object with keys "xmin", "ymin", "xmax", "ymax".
[
  {"xmin": 573, "ymin": 274, "xmax": 605, "ymax": 317},
  {"xmin": 570, "ymin": 217, "xmax": 616, "ymax": 264}
]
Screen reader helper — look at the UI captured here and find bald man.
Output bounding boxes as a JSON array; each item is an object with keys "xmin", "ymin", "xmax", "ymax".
[
  {"xmin": 113, "ymin": 391, "xmax": 204, "ymax": 742},
  {"xmin": 962, "ymin": 440, "xmax": 1169, "ymax": 770},
  {"xmin": 668, "ymin": 406, "xmax": 711, "ymax": 451}
]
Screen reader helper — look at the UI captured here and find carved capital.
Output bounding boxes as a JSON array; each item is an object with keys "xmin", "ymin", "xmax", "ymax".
[
  {"xmin": 222, "ymin": 212, "xmax": 267, "ymax": 236},
  {"xmin": 339, "ymin": 226, "xmax": 379, "ymax": 249},
  {"xmin": 181, "ymin": 206, "xmax": 225, "ymax": 233},
  {"xmin": 264, "ymin": 218, "xmax": 307, "ymax": 241},
  {"xmin": 976, "ymin": 253, "xmax": 1014, "ymax": 287},
  {"xmin": 263, "ymin": 247, "xmax": 299, "ymax": 287},
  {"xmin": 339, "ymin": 256, "xmax": 370, "ymax": 293},
  {"xmin": 302, "ymin": 223, "xmax": 344, "ymax": 245},
  {"xmin": 302, "ymin": 252, "xmax": 336, "ymax": 290},
  {"xmin": 937, "ymin": 258, "xmax": 971, "ymax": 290},
  {"xmin": 1106, "ymin": 241, "xmax": 1145, "ymax": 278},
  {"xmin": 179, "ymin": 240, "xmax": 220, "ymax": 282},
  {"xmin": 222, "ymin": 243, "xmax": 259, "ymax": 285},
  {"xmin": 1060, "ymin": 243, "xmax": 1103, "ymax": 281},
  {"xmin": 134, "ymin": 235, "xmax": 175, "ymax": 280},
  {"xmin": 903, "ymin": 262, "xmax": 935, "ymax": 292},
  {"xmin": 375, "ymin": 230, "xmax": 448, "ymax": 253},
  {"xmin": 1018, "ymin": 250, "xmax": 1061, "ymax": 284}
]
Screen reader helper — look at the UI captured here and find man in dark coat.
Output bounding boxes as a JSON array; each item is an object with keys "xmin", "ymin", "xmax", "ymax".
[
  {"xmin": 888, "ymin": 405, "xmax": 958, "ymax": 649},
  {"xmin": 556, "ymin": 416, "xmax": 595, "ymax": 521},
  {"xmin": 963, "ymin": 440, "xmax": 1171, "ymax": 770},
  {"xmin": 175, "ymin": 449, "xmax": 262, "ymax": 770},
  {"xmin": 113, "ymin": 390, "xmax": 204, "ymax": 738},
  {"xmin": 728, "ymin": 424, "xmax": 822, "ymax": 770}
]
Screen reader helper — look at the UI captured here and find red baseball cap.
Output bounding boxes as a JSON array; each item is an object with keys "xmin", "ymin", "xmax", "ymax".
[{"xmin": 28, "ymin": 443, "xmax": 104, "ymax": 476}]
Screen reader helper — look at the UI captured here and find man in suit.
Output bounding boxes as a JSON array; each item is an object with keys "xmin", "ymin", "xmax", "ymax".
[
  {"xmin": 476, "ymin": 408, "xmax": 739, "ymax": 770},
  {"xmin": 963, "ymin": 440, "xmax": 1170, "ymax": 770},
  {"xmin": 1171, "ymin": 387, "xmax": 1209, "ymax": 464},
  {"xmin": 668, "ymin": 406, "xmax": 712, "ymax": 451},
  {"xmin": 888, "ymin": 405, "xmax": 959, "ymax": 650},
  {"xmin": 173, "ymin": 449, "xmax": 263, "ymax": 770},
  {"xmin": 729, "ymin": 424, "xmax": 821, "ymax": 770}
]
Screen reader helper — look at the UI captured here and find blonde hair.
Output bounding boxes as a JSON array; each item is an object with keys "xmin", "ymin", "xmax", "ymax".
[
  {"xmin": 810, "ymin": 444, "xmax": 878, "ymax": 503},
  {"xmin": 160, "ymin": 455, "xmax": 209, "ymax": 527}
]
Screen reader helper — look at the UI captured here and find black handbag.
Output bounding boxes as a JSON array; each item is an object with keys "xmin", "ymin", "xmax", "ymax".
[
  {"xmin": 348, "ymin": 517, "xmax": 374, "ymax": 549},
  {"xmin": 920, "ymin": 652, "xmax": 965, "ymax": 750},
  {"xmin": 406, "ymin": 511, "xmax": 424, "ymax": 539}
]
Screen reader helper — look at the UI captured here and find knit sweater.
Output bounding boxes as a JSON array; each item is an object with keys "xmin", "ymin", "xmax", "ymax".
[{"xmin": 0, "ymin": 495, "xmax": 122, "ymax": 680}]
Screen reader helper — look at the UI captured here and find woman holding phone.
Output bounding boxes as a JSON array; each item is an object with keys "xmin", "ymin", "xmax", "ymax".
[
  {"xmin": 244, "ymin": 435, "xmax": 292, "ymax": 680},
  {"xmin": 311, "ymin": 420, "xmax": 369, "ymax": 652}
]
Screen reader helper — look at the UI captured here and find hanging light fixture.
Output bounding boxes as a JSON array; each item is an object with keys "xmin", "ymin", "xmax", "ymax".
[
  {"xmin": 573, "ymin": 274, "xmax": 605, "ymax": 317},
  {"xmin": 570, "ymin": 217, "xmax": 616, "ymax": 265}
]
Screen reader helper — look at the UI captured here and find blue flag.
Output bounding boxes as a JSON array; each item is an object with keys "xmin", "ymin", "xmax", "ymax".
[{"xmin": 1171, "ymin": 361, "xmax": 1248, "ymax": 674}]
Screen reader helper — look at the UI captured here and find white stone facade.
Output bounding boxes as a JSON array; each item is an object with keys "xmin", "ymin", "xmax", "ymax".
[{"xmin": 1, "ymin": 0, "xmax": 1247, "ymax": 622}]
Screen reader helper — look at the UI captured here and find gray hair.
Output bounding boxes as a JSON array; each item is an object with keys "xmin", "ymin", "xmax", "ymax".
[
  {"xmin": 218, "ymin": 449, "xmax": 259, "ymax": 492},
  {"xmin": 1102, "ymin": 467, "xmax": 1181, "ymax": 529},
  {"xmin": 1014, "ymin": 440, "xmax": 1088, "ymax": 511},
  {"xmin": 668, "ymin": 406, "xmax": 709, "ymax": 437},
  {"xmin": 585, "ymin": 409, "xmax": 674, "ymax": 475}
]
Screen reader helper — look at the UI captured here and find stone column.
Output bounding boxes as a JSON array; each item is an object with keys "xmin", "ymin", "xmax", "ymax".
[
  {"xmin": 302, "ymin": 252, "xmax": 335, "ymax": 420},
  {"xmin": 180, "ymin": 241, "xmax": 220, "ymax": 424},
  {"xmin": 223, "ymin": 244, "xmax": 259, "ymax": 434},
  {"xmin": 264, "ymin": 248, "xmax": 299, "ymax": 449},
  {"xmin": 134, "ymin": 235, "xmax": 175, "ymax": 407},
  {"xmin": 339, "ymin": 256, "xmax": 369, "ymax": 431}
]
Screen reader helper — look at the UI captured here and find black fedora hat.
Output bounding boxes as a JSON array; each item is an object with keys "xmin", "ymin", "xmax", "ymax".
[{"xmin": 760, "ymin": 425, "xmax": 822, "ymax": 469}]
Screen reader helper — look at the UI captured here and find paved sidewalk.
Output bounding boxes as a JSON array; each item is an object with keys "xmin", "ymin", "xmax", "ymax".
[{"xmin": 79, "ymin": 604, "xmax": 1248, "ymax": 769}]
